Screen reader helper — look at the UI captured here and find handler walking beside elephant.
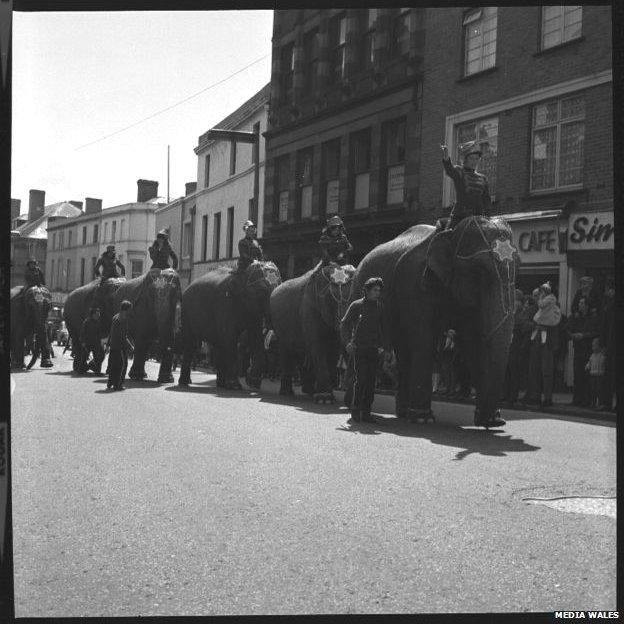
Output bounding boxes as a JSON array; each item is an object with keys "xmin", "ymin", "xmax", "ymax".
[
  {"xmin": 340, "ymin": 277, "xmax": 387, "ymax": 423},
  {"xmin": 106, "ymin": 300, "xmax": 134, "ymax": 391},
  {"xmin": 149, "ymin": 230, "xmax": 179, "ymax": 270},
  {"xmin": 80, "ymin": 307, "xmax": 105, "ymax": 374}
]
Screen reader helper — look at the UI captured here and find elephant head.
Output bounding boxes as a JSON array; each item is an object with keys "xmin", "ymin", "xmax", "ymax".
[
  {"xmin": 425, "ymin": 216, "xmax": 519, "ymax": 419},
  {"xmin": 312, "ymin": 263, "xmax": 356, "ymax": 332},
  {"xmin": 239, "ymin": 261, "xmax": 282, "ymax": 327},
  {"xmin": 139, "ymin": 268, "xmax": 182, "ymax": 346}
]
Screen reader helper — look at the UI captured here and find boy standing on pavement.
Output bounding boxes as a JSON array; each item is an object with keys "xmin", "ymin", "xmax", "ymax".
[
  {"xmin": 340, "ymin": 277, "xmax": 387, "ymax": 423},
  {"xmin": 106, "ymin": 300, "xmax": 134, "ymax": 391}
]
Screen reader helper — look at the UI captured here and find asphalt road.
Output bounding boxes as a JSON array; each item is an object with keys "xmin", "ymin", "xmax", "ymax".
[{"xmin": 11, "ymin": 353, "xmax": 616, "ymax": 616}]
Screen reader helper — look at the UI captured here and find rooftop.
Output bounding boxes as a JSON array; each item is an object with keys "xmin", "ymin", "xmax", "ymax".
[{"xmin": 14, "ymin": 202, "xmax": 83, "ymax": 239}]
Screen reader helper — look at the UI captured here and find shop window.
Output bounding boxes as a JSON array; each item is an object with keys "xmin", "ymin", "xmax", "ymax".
[
  {"xmin": 463, "ymin": 7, "xmax": 497, "ymax": 76},
  {"xmin": 541, "ymin": 6, "xmax": 582, "ymax": 50},
  {"xmin": 275, "ymin": 155, "xmax": 291, "ymax": 222},
  {"xmin": 280, "ymin": 43, "xmax": 295, "ymax": 102},
  {"xmin": 131, "ymin": 260, "xmax": 143, "ymax": 279},
  {"xmin": 455, "ymin": 116, "xmax": 498, "ymax": 197},
  {"xmin": 296, "ymin": 148, "xmax": 314, "ymax": 219},
  {"xmin": 383, "ymin": 118, "xmax": 406, "ymax": 205},
  {"xmin": 351, "ymin": 128, "xmax": 371, "ymax": 210},
  {"xmin": 304, "ymin": 29, "xmax": 319, "ymax": 94},
  {"xmin": 322, "ymin": 139, "xmax": 341, "ymax": 217},
  {"xmin": 392, "ymin": 8, "xmax": 411, "ymax": 57},
  {"xmin": 361, "ymin": 9, "xmax": 377, "ymax": 69},
  {"xmin": 329, "ymin": 12, "xmax": 347, "ymax": 84},
  {"xmin": 531, "ymin": 95, "xmax": 584, "ymax": 192}
]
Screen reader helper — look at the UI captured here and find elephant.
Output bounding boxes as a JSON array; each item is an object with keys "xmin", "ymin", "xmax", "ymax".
[
  {"xmin": 348, "ymin": 215, "xmax": 519, "ymax": 427},
  {"xmin": 270, "ymin": 262, "xmax": 356, "ymax": 403},
  {"xmin": 178, "ymin": 260, "xmax": 282, "ymax": 390},
  {"xmin": 10, "ymin": 285, "xmax": 53, "ymax": 369},
  {"xmin": 63, "ymin": 268, "xmax": 181, "ymax": 382}
]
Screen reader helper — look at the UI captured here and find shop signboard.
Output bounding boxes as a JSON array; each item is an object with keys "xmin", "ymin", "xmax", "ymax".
[
  {"xmin": 508, "ymin": 218, "xmax": 565, "ymax": 264},
  {"xmin": 386, "ymin": 164, "xmax": 405, "ymax": 205},
  {"xmin": 567, "ymin": 211, "xmax": 614, "ymax": 251}
]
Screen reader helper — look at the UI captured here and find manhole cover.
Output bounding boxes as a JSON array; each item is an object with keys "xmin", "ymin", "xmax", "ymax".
[{"xmin": 523, "ymin": 496, "xmax": 616, "ymax": 518}]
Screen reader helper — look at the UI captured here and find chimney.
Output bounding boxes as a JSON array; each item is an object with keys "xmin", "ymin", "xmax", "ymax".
[
  {"xmin": 137, "ymin": 179, "xmax": 159, "ymax": 202},
  {"xmin": 185, "ymin": 182, "xmax": 197, "ymax": 196},
  {"xmin": 69, "ymin": 200, "xmax": 84, "ymax": 211},
  {"xmin": 28, "ymin": 189, "xmax": 46, "ymax": 222},
  {"xmin": 85, "ymin": 198, "xmax": 103, "ymax": 214},
  {"xmin": 11, "ymin": 198, "xmax": 21, "ymax": 220}
]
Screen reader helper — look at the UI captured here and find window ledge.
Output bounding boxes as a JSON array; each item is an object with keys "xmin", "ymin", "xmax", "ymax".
[
  {"xmin": 521, "ymin": 187, "xmax": 587, "ymax": 200},
  {"xmin": 533, "ymin": 36, "xmax": 585, "ymax": 57},
  {"xmin": 456, "ymin": 65, "xmax": 498, "ymax": 83}
]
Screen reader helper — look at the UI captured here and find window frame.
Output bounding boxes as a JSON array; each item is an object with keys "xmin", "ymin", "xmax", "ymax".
[
  {"xmin": 80, "ymin": 257, "xmax": 85, "ymax": 286},
  {"xmin": 530, "ymin": 95, "xmax": 585, "ymax": 193},
  {"xmin": 213, "ymin": 212, "xmax": 222, "ymax": 260},
  {"xmin": 303, "ymin": 28, "xmax": 319, "ymax": 94},
  {"xmin": 322, "ymin": 138, "xmax": 341, "ymax": 216},
  {"xmin": 463, "ymin": 7, "xmax": 498, "ymax": 77},
  {"xmin": 229, "ymin": 140, "xmax": 237, "ymax": 176},
  {"xmin": 205, "ymin": 154, "xmax": 211, "ymax": 188},
  {"xmin": 182, "ymin": 221, "xmax": 192, "ymax": 258},
  {"xmin": 382, "ymin": 118, "xmax": 407, "ymax": 206},
  {"xmin": 93, "ymin": 224, "xmax": 99, "ymax": 243},
  {"xmin": 540, "ymin": 6, "xmax": 583, "ymax": 51},
  {"xmin": 296, "ymin": 147, "xmax": 314, "ymax": 220},
  {"xmin": 280, "ymin": 42, "xmax": 295, "ymax": 102},
  {"xmin": 82, "ymin": 226, "xmax": 87, "ymax": 245},
  {"xmin": 131, "ymin": 259, "xmax": 143, "ymax": 279},
  {"xmin": 111, "ymin": 220, "xmax": 117, "ymax": 242},
  {"xmin": 329, "ymin": 12, "xmax": 347, "ymax": 85},
  {"xmin": 391, "ymin": 8, "xmax": 411, "ymax": 58},
  {"xmin": 226, "ymin": 207, "xmax": 235, "ymax": 259},
  {"xmin": 275, "ymin": 155, "xmax": 291, "ymax": 223}
]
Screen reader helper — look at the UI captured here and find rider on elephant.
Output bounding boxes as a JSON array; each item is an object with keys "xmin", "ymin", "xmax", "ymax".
[
  {"xmin": 440, "ymin": 141, "xmax": 491, "ymax": 230},
  {"xmin": 149, "ymin": 230, "xmax": 179, "ymax": 270},
  {"xmin": 236, "ymin": 220, "xmax": 264, "ymax": 272},
  {"xmin": 24, "ymin": 258, "xmax": 45, "ymax": 288},
  {"xmin": 319, "ymin": 215, "xmax": 353, "ymax": 267},
  {"xmin": 95, "ymin": 245, "xmax": 126, "ymax": 281}
]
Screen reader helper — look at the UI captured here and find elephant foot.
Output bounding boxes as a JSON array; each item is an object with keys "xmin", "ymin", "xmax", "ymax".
[
  {"xmin": 129, "ymin": 371, "xmax": 148, "ymax": 381},
  {"xmin": 158, "ymin": 374, "xmax": 175, "ymax": 384},
  {"xmin": 11, "ymin": 363, "xmax": 26, "ymax": 371},
  {"xmin": 245, "ymin": 376, "xmax": 262, "ymax": 390},
  {"xmin": 474, "ymin": 408, "xmax": 506, "ymax": 429},
  {"xmin": 396, "ymin": 406, "xmax": 409, "ymax": 419},
  {"xmin": 279, "ymin": 387, "xmax": 295, "ymax": 397},
  {"xmin": 40, "ymin": 359, "xmax": 53, "ymax": 368},
  {"xmin": 408, "ymin": 408, "xmax": 434, "ymax": 424},
  {"xmin": 224, "ymin": 379, "xmax": 242, "ymax": 390},
  {"xmin": 313, "ymin": 392, "xmax": 335, "ymax": 404},
  {"xmin": 178, "ymin": 376, "xmax": 191, "ymax": 386}
]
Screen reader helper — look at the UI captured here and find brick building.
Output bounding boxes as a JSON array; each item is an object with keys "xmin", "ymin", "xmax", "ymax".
[
  {"xmin": 418, "ymin": 5, "xmax": 613, "ymax": 312},
  {"xmin": 261, "ymin": 9, "xmax": 426, "ymax": 277}
]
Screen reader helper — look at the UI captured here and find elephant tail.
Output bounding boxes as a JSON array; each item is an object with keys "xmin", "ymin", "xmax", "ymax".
[{"xmin": 26, "ymin": 338, "xmax": 40, "ymax": 370}]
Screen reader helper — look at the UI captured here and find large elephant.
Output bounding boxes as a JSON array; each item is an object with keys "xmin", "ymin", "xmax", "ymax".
[
  {"xmin": 63, "ymin": 268, "xmax": 181, "ymax": 382},
  {"xmin": 270, "ymin": 262, "xmax": 356, "ymax": 403},
  {"xmin": 349, "ymin": 216, "xmax": 519, "ymax": 427},
  {"xmin": 10, "ymin": 285, "xmax": 53, "ymax": 369},
  {"xmin": 178, "ymin": 261, "xmax": 282, "ymax": 390}
]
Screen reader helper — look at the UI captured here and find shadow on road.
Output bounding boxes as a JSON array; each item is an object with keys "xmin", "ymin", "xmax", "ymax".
[{"xmin": 337, "ymin": 416, "xmax": 541, "ymax": 459}]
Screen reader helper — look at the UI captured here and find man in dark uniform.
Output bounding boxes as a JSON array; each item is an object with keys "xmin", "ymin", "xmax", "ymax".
[
  {"xmin": 149, "ymin": 229, "xmax": 179, "ymax": 270},
  {"xmin": 94, "ymin": 245, "xmax": 126, "ymax": 281},
  {"xmin": 80, "ymin": 307, "xmax": 105, "ymax": 374},
  {"xmin": 319, "ymin": 215, "xmax": 353, "ymax": 267},
  {"xmin": 236, "ymin": 220, "xmax": 264, "ymax": 272},
  {"xmin": 24, "ymin": 258, "xmax": 45, "ymax": 288},
  {"xmin": 440, "ymin": 141, "xmax": 491, "ymax": 229},
  {"xmin": 106, "ymin": 300, "xmax": 134, "ymax": 390},
  {"xmin": 340, "ymin": 277, "xmax": 387, "ymax": 423}
]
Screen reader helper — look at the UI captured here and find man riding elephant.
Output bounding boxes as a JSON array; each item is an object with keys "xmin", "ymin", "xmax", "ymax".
[
  {"xmin": 237, "ymin": 220, "xmax": 264, "ymax": 272},
  {"xmin": 94, "ymin": 245, "xmax": 126, "ymax": 281},
  {"xmin": 319, "ymin": 215, "xmax": 353, "ymax": 267},
  {"xmin": 149, "ymin": 229, "xmax": 178, "ymax": 270},
  {"xmin": 24, "ymin": 258, "xmax": 45, "ymax": 288}
]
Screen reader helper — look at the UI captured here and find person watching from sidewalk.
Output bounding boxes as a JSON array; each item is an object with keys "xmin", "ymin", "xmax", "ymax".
[
  {"xmin": 340, "ymin": 277, "xmax": 388, "ymax": 423},
  {"xmin": 585, "ymin": 338, "xmax": 607, "ymax": 410}
]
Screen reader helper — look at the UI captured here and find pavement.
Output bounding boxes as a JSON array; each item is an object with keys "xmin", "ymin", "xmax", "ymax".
[{"xmin": 10, "ymin": 353, "xmax": 616, "ymax": 616}]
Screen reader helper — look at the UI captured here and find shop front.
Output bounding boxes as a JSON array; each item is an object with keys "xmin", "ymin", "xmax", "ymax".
[{"xmin": 505, "ymin": 210, "xmax": 568, "ymax": 308}]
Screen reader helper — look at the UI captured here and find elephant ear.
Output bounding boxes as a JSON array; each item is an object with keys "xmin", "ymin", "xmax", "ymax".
[{"xmin": 425, "ymin": 231, "xmax": 454, "ymax": 287}]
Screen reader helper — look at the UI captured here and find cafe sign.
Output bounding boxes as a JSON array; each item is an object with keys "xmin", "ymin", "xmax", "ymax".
[
  {"xmin": 567, "ymin": 211, "xmax": 614, "ymax": 251},
  {"xmin": 509, "ymin": 218, "xmax": 564, "ymax": 264}
]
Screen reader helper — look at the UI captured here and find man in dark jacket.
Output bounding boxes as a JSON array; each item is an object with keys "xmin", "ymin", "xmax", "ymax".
[
  {"xmin": 24, "ymin": 258, "xmax": 45, "ymax": 288},
  {"xmin": 80, "ymin": 307, "xmax": 105, "ymax": 374},
  {"xmin": 319, "ymin": 215, "xmax": 353, "ymax": 267},
  {"xmin": 149, "ymin": 230, "xmax": 178, "ymax": 270},
  {"xmin": 570, "ymin": 276, "xmax": 601, "ymax": 315},
  {"xmin": 94, "ymin": 245, "xmax": 126, "ymax": 280},
  {"xmin": 340, "ymin": 277, "xmax": 387, "ymax": 423},
  {"xmin": 236, "ymin": 220, "xmax": 264, "ymax": 272},
  {"xmin": 440, "ymin": 141, "xmax": 491, "ymax": 229},
  {"xmin": 567, "ymin": 297, "xmax": 600, "ymax": 407},
  {"xmin": 106, "ymin": 300, "xmax": 134, "ymax": 391}
]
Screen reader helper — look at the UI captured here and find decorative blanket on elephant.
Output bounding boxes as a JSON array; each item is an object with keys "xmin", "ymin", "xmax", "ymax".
[
  {"xmin": 317, "ymin": 263, "xmax": 355, "ymax": 309},
  {"xmin": 101, "ymin": 276, "xmax": 126, "ymax": 296},
  {"xmin": 246, "ymin": 261, "xmax": 281, "ymax": 290},
  {"xmin": 23, "ymin": 285, "xmax": 52, "ymax": 305},
  {"xmin": 145, "ymin": 267, "xmax": 179, "ymax": 291}
]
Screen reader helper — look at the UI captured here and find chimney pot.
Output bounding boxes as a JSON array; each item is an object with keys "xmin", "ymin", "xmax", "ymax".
[
  {"xmin": 69, "ymin": 200, "xmax": 84, "ymax": 211},
  {"xmin": 28, "ymin": 189, "xmax": 46, "ymax": 222},
  {"xmin": 137, "ymin": 179, "xmax": 159, "ymax": 202},
  {"xmin": 11, "ymin": 198, "xmax": 21, "ymax": 221},
  {"xmin": 85, "ymin": 198, "xmax": 103, "ymax": 214},
  {"xmin": 185, "ymin": 182, "xmax": 197, "ymax": 196}
]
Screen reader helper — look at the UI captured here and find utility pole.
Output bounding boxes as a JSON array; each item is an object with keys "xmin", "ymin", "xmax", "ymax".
[{"xmin": 167, "ymin": 145, "xmax": 170, "ymax": 203}]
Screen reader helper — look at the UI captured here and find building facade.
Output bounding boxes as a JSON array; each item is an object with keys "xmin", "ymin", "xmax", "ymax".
[
  {"xmin": 187, "ymin": 84, "xmax": 270, "ymax": 281},
  {"xmin": 45, "ymin": 181, "xmax": 165, "ymax": 304},
  {"xmin": 418, "ymin": 5, "xmax": 613, "ymax": 312},
  {"xmin": 262, "ymin": 9, "xmax": 426, "ymax": 278},
  {"xmin": 10, "ymin": 189, "xmax": 83, "ymax": 289}
]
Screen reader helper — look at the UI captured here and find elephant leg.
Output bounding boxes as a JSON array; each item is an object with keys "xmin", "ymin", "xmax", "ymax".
[
  {"xmin": 178, "ymin": 341, "xmax": 195, "ymax": 386},
  {"xmin": 157, "ymin": 347, "xmax": 174, "ymax": 383},
  {"xmin": 128, "ymin": 338, "xmax": 148, "ymax": 380},
  {"xmin": 11, "ymin": 331, "xmax": 25, "ymax": 369},
  {"xmin": 395, "ymin": 346, "xmax": 411, "ymax": 418},
  {"xmin": 278, "ymin": 345, "xmax": 295, "ymax": 396},
  {"xmin": 308, "ymin": 335, "xmax": 335, "ymax": 404},
  {"xmin": 72, "ymin": 335, "xmax": 89, "ymax": 373},
  {"xmin": 245, "ymin": 327, "xmax": 264, "ymax": 390},
  {"xmin": 218, "ymin": 335, "xmax": 242, "ymax": 390},
  {"xmin": 406, "ymin": 334, "xmax": 436, "ymax": 424}
]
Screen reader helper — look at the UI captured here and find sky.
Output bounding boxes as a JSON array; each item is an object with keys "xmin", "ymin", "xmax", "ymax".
[{"xmin": 11, "ymin": 10, "xmax": 274, "ymax": 210}]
